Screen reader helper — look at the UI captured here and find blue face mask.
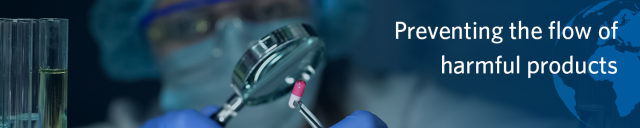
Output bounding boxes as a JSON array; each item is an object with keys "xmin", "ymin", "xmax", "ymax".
[{"xmin": 158, "ymin": 16, "xmax": 319, "ymax": 128}]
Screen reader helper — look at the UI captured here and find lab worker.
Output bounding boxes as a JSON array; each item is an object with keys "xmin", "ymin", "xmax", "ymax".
[{"xmin": 90, "ymin": 0, "xmax": 384, "ymax": 127}]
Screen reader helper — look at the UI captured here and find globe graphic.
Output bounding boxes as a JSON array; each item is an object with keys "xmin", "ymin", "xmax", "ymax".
[{"xmin": 552, "ymin": 1, "xmax": 640, "ymax": 127}]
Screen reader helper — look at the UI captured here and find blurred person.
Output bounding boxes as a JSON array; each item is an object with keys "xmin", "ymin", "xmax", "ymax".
[
  {"xmin": 89, "ymin": 0, "xmax": 376, "ymax": 127},
  {"xmin": 86, "ymin": 0, "xmax": 580, "ymax": 127}
]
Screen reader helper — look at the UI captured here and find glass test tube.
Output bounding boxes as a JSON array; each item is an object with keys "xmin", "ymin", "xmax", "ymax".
[
  {"xmin": 37, "ymin": 18, "xmax": 68, "ymax": 128},
  {"xmin": 1, "ymin": 19, "xmax": 38, "ymax": 128},
  {"xmin": 0, "ymin": 18, "xmax": 11, "ymax": 128},
  {"xmin": 14, "ymin": 19, "xmax": 37, "ymax": 128}
]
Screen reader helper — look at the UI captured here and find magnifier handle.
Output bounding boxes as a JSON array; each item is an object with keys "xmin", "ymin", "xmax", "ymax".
[{"xmin": 211, "ymin": 94, "xmax": 245, "ymax": 126}]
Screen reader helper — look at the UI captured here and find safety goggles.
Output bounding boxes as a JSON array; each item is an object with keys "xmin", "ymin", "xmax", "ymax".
[
  {"xmin": 140, "ymin": 0, "xmax": 310, "ymax": 46},
  {"xmin": 140, "ymin": 0, "xmax": 233, "ymax": 44}
]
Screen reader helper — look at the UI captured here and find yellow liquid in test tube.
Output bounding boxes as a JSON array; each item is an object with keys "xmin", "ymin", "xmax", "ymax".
[{"xmin": 39, "ymin": 69, "xmax": 67, "ymax": 128}]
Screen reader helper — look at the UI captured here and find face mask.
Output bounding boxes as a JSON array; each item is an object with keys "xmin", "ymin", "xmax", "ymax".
[
  {"xmin": 159, "ymin": 17, "xmax": 244, "ymax": 111},
  {"xmin": 158, "ymin": 16, "xmax": 319, "ymax": 128}
]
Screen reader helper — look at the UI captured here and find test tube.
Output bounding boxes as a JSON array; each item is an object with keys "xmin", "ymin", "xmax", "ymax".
[
  {"xmin": 0, "ymin": 18, "xmax": 12, "ymax": 128},
  {"xmin": 1, "ymin": 18, "xmax": 37, "ymax": 128},
  {"xmin": 14, "ymin": 19, "xmax": 37, "ymax": 128},
  {"xmin": 37, "ymin": 18, "xmax": 68, "ymax": 128}
]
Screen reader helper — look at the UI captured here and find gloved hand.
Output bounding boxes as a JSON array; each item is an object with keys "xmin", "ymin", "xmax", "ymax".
[
  {"xmin": 141, "ymin": 105, "xmax": 221, "ymax": 128},
  {"xmin": 141, "ymin": 106, "xmax": 387, "ymax": 128},
  {"xmin": 330, "ymin": 110, "xmax": 388, "ymax": 128}
]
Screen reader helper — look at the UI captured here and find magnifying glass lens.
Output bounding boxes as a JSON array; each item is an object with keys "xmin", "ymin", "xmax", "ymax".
[
  {"xmin": 241, "ymin": 37, "xmax": 324, "ymax": 105},
  {"xmin": 212, "ymin": 24, "xmax": 326, "ymax": 126}
]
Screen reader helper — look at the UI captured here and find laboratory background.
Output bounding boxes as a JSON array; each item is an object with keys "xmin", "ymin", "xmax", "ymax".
[{"xmin": 1, "ymin": 0, "xmax": 639, "ymax": 128}]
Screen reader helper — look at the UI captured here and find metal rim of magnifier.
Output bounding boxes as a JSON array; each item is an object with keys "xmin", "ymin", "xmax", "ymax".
[{"xmin": 211, "ymin": 23, "xmax": 326, "ymax": 126}]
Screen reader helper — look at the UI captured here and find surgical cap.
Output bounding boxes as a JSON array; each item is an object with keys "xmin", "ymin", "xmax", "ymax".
[{"xmin": 90, "ymin": 0, "xmax": 159, "ymax": 81}]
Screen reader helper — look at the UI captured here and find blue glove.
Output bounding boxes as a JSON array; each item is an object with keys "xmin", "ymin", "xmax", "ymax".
[
  {"xmin": 331, "ymin": 111, "xmax": 388, "ymax": 128},
  {"xmin": 141, "ymin": 105, "xmax": 221, "ymax": 128},
  {"xmin": 141, "ymin": 106, "xmax": 386, "ymax": 128}
]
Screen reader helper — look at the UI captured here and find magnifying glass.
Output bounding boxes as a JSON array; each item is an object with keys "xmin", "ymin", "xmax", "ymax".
[{"xmin": 210, "ymin": 23, "xmax": 326, "ymax": 126}]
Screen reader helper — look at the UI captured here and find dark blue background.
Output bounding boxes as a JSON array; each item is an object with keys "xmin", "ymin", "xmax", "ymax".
[{"xmin": 0, "ymin": 0, "xmax": 629, "ymax": 127}]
